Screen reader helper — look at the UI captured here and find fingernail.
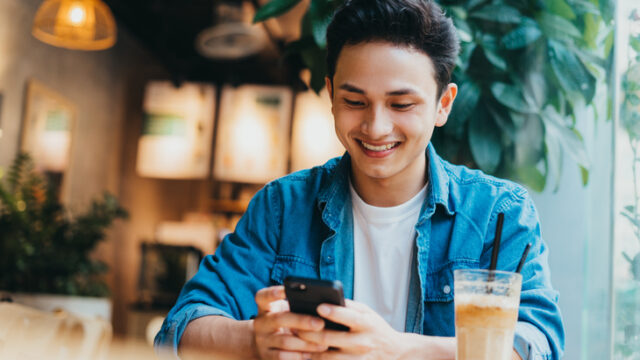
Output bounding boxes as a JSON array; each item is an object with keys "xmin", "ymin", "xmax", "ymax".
[
  {"xmin": 272, "ymin": 288, "xmax": 280, "ymax": 297},
  {"xmin": 311, "ymin": 318, "xmax": 323, "ymax": 328},
  {"xmin": 302, "ymin": 353, "xmax": 311, "ymax": 359},
  {"xmin": 317, "ymin": 305, "xmax": 330, "ymax": 316}
]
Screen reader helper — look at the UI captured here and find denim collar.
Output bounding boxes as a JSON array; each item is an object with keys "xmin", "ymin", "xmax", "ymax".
[
  {"xmin": 421, "ymin": 143, "xmax": 454, "ymax": 221},
  {"xmin": 317, "ymin": 143, "xmax": 454, "ymax": 231},
  {"xmin": 316, "ymin": 151, "xmax": 352, "ymax": 231}
]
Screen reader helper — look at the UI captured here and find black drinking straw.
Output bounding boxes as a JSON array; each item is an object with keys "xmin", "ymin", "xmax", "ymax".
[
  {"xmin": 489, "ymin": 213, "xmax": 505, "ymax": 272},
  {"xmin": 515, "ymin": 243, "xmax": 532, "ymax": 274},
  {"xmin": 486, "ymin": 213, "xmax": 505, "ymax": 291}
]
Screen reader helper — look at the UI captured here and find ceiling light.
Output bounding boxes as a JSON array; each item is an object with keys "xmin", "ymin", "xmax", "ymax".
[
  {"xmin": 195, "ymin": 1, "xmax": 266, "ymax": 60},
  {"xmin": 32, "ymin": 0, "xmax": 117, "ymax": 51}
]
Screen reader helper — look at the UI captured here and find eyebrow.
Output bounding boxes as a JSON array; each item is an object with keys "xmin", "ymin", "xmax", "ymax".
[{"xmin": 338, "ymin": 83, "xmax": 418, "ymax": 96}]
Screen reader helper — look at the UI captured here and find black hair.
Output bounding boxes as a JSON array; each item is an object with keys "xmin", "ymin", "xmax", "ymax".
[{"xmin": 326, "ymin": 0, "xmax": 459, "ymax": 97}]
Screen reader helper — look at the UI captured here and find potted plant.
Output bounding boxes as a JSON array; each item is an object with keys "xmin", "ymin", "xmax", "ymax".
[{"xmin": 0, "ymin": 152, "xmax": 128, "ymax": 320}]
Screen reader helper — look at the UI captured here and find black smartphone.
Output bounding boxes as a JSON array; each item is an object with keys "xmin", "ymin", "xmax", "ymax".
[{"xmin": 284, "ymin": 276, "xmax": 350, "ymax": 331}]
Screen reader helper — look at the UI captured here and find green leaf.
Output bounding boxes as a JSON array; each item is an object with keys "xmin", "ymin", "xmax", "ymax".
[
  {"xmin": 288, "ymin": 35, "xmax": 327, "ymax": 93},
  {"xmin": 448, "ymin": 6, "xmax": 468, "ymax": 20},
  {"xmin": 466, "ymin": 0, "xmax": 487, "ymax": 11},
  {"xmin": 482, "ymin": 47, "xmax": 507, "ymax": 70},
  {"xmin": 502, "ymin": 23, "xmax": 542, "ymax": 49},
  {"xmin": 621, "ymin": 104, "xmax": 640, "ymax": 140},
  {"xmin": 490, "ymin": 82, "xmax": 538, "ymax": 113},
  {"xmin": 517, "ymin": 166, "xmax": 546, "ymax": 192},
  {"xmin": 544, "ymin": 122, "xmax": 564, "ymax": 191},
  {"xmin": 468, "ymin": 106, "xmax": 502, "ymax": 173},
  {"xmin": 583, "ymin": 13, "xmax": 599, "ymax": 49},
  {"xmin": 548, "ymin": 40, "xmax": 597, "ymax": 103},
  {"xmin": 567, "ymin": 0, "xmax": 600, "ymax": 15},
  {"xmin": 514, "ymin": 115, "xmax": 545, "ymax": 166},
  {"xmin": 544, "ymin": 0, "xmax": 576, "ymax": 20},
  {"xmin": 580, "ymin": 165, "xmax": 589, "ymax": 186},
  {"xmin": 573, "ymin": 47, "xmax": 607, "ymax": 70},
  {"xmin": 456, "ymin": 43, "xmax": 477, "ymax": 71},
  {"xmin": 300, "ymin": 45, "xmax": 328, "ymax": 93},
  {"xmin": 253, "ymin": 0, "xmax": 303, "ymax": 22},
  {"xmin": 523, "ymin": 71, "xmax": 547, "ymax": 109},
  {"xmin": 309, "ymin": 0, "xmax": 334, "ymax": 48},
  {"xmin": 621, "ymin": 211, "xmax": 640, "ymax": 231},
  {"xmin": 537, "ymin": 12, "xmax": 582, "ymax": 39},
  {"xmin": 447, "ymin": 81, "xmax": 480, "ymax": 136},
  {"xmin": 469, "ymin": 4, "xmax": 522, "ymax": 24},
  {"xmin": 487, "ymin": 105, "xmax": 516, "ymax": 139},
  {"xmin": 597, "ymin": 0, "xmax": 615, "ymax": 23},
  {"xmin": 604, "ymin": 29, "xmax": 615, "ymax": 59},
  {"xmin": 454, "ymin": 18, "xmax": 473, "ymax": 43},
  {"xmin": 631, "ymin": 37, "xmax": 640, "ymax": 53},
  {"xmin": 541, "ymin": 105, "xmax": 590, "ymax": 168},
  {"xmin": 509, "ymin": 111, "xmax": 526, "ymax": 128}
]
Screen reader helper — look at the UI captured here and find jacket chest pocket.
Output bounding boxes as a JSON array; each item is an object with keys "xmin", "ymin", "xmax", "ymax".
[
  {"xmin": 422, "ymin": 260, "xmax": 478, "ymax": 336},
  {"xmin": 270, "ymin": 255, "xmax": 319, "ymax": 285}
]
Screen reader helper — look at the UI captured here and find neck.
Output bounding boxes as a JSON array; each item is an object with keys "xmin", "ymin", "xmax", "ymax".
[{"xmin": 350, "ymin": 153, "xmax": 428, "ymax": 207}]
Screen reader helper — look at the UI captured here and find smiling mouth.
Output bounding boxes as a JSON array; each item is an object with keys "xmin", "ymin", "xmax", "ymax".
[{"xmin": 359, "ymin": 140, "xmax": 400, "ymax": 151}]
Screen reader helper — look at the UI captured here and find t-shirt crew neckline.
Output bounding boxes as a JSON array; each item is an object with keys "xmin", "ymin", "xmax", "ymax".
[{"xmin": 349, "ymin": 181, "xmax": 429, "ymax": 224}]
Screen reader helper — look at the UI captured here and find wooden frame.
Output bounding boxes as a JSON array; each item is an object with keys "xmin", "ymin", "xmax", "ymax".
[
  {"xmin": 213, "ymin": 84, "xmax": 293, "ymax": 183},
  {"xmin": 21, "ymin": 80, "xmax": 76, "ymax": 201},
  {"xmin": 136, "ymin": 81, "xmax": 217, "ymax": 179}
]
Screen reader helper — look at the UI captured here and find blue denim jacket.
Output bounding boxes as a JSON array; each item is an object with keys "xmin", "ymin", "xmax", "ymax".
[{"xmin": 155, "ymin": 144, "xmax": 565, "ymax": 359}]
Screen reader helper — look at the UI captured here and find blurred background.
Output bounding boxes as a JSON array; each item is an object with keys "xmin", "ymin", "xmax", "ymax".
[{"xmin": 0, "ymin": 0, "xmax": 638, "ymax": 358}]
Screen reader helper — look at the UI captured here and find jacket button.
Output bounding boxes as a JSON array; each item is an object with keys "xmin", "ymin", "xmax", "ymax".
[{"xmin": 443, "ymin": 285, "xmax": 451, "ymax": 294}]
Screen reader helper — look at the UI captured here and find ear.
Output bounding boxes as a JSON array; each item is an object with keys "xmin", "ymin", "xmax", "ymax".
[
  {"xmin": 325, "ymin": 76, "xmax": 334, "ymax": 101},
  {"xmin": 435, "ymin": 83, "xmax": 458, "ymax": 127}
]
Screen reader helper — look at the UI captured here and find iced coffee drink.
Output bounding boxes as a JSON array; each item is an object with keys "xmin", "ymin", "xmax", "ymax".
[{"xmin": 454, "ymin": 269, "xmax": 522, "ymax": 360}]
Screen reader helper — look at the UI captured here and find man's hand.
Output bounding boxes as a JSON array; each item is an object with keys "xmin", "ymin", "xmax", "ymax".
[
  {"xmin": 253, "ymin": 286, "xmax": 329, "ymax": 360},
  {"xmin": 296, "ymin": 300, "xmax": 408, "ymax": 359}
]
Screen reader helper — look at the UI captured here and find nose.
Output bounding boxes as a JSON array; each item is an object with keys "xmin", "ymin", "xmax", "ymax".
[{"xmin": 362, "ymin": 104, "xmax": 393, "ymax": 139}]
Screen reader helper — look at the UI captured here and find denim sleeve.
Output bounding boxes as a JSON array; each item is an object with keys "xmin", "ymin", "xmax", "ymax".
[
  {"xmin": 154, "ymin": 184, "xmax": 281, "ymax": 357},
  {"xmin": 486, "ymin": 187, "xmax": 565, "ymax": 360}
]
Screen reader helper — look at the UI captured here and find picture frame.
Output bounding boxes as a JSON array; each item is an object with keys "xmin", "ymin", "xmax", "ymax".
[
  {"xmin": 21, "ymin": 80, "xmax": 76, "ymax": 200},
  {"xmin": 213, "ymin": 85, "xmax": 293, "ymax": 183},
  {"xmin": 136, "ymin": 81, "xmax": 217, "ymax": 179}
]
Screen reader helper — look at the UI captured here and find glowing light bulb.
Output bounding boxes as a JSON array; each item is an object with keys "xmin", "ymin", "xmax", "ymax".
[{"xmin": 68, "ymin": 3, "xmax": 86, "ymax": 25}]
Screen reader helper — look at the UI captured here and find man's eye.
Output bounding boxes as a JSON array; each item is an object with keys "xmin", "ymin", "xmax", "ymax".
[
  {"xmin": 392, "ymin": 103, "xmax": 414, "ymax": 109},
  {"xmin": 344, "ymin": 99, "xmax": 365, "ymax": 106}
]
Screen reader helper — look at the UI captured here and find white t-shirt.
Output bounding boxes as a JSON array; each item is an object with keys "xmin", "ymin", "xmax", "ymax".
[{"xmin": 350, "ymin": 181, "xmax": 427, "ymax": 332}]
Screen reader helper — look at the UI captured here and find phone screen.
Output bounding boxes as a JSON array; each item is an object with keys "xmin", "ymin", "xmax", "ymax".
[{"xmin": 284, "ymin": 276, "xmax": 349, "ymax": 331}]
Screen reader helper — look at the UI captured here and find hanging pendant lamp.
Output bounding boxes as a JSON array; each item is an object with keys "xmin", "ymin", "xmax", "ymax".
[{"xmin": 32, "ymin": 0, "xmax": 117, "ymax": 51}]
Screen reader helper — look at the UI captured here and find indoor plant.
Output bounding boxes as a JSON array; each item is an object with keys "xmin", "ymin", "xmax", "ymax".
[
  {"xmin": 254, "ymin": 0, "xmax": 615, "ymax": 191},
  {"xmin": 0, "ymin": 152, "xmax": 128, "ymax": 317}
]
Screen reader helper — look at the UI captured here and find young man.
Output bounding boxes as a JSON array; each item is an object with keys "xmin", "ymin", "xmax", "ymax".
[{"xmin": 155, "ymin": 0, "xmax": 565, "ymax": 359}]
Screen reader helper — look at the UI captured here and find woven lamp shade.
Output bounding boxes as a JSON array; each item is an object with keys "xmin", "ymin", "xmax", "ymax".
[{"xmin": 32, "ymin": 0, "xmax": 117, "ymax": 51}]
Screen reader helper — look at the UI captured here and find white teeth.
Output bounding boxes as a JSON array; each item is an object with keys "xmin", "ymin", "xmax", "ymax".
[{"xmin": 361, "ymin": 141, "xmax": 397, "ymax": 151}]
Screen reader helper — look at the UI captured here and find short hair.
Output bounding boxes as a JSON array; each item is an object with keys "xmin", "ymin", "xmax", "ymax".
[{"xmin": 326, "ymin": 0, "xmax": 460, "ymax": 97}]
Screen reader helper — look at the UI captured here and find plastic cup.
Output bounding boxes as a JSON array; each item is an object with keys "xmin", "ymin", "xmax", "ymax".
[{"xmin": 454, "ymin": 269, "xmax": 522, "ymax": 360}]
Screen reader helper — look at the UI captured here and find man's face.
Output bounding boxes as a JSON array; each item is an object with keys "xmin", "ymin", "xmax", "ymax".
[{"xmin": 327, "ymin": 41, "xmax": 456, "ymax": 184}]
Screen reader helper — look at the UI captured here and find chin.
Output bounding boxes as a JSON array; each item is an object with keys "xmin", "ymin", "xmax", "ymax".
[{"xmin": 359, "ymin": 164, "xmax": 397, "ymax": 180}]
